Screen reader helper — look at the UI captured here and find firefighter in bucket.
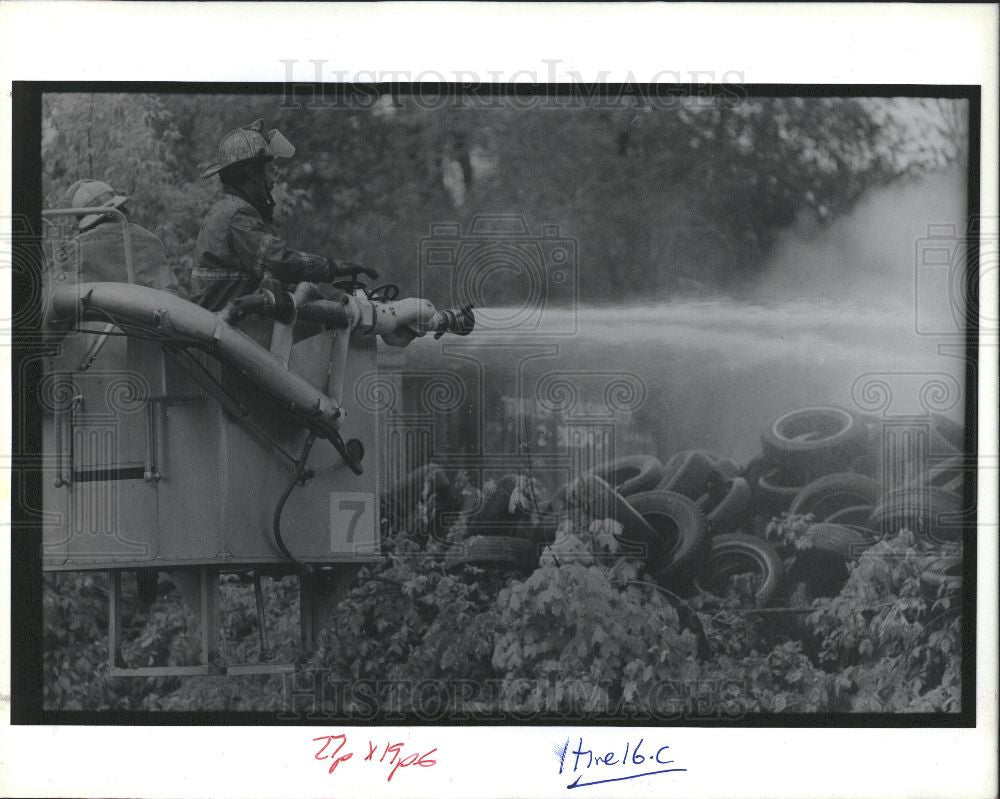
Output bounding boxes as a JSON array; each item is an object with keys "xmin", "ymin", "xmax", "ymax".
[
  {"xmin": 193, "ymin": 118, "xmax": 378, "ymax": 311},
  {"xmin": 51, "ymin": 179, "xmax": 177, "ymax": 293}
]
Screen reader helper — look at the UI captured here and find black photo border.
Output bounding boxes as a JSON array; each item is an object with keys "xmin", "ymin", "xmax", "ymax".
[{"xmin": 9, "ymin": 81, "xmax": 981, "ymax": 728}]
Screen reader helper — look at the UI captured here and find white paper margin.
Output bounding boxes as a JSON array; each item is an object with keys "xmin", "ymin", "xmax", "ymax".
[{"xmin": 0, "ymin": 3, "xmax": 997, "ymax": 798}]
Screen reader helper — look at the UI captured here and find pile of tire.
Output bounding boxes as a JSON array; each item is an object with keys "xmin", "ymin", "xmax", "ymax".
[
  {"xmin": 742, "ymin": 407, "xmax": 969, "ymax": 600},
  {"xmin": 590, "ymin": 451, "xmax": 784, "ymax": 606},
  {"xmin": 540, "ymin": 406, "xmax": 966, "ymax": 606},
  {"xmin": 528, "ymin": 451, "xmax": 776, "ymax": 606},
  {"xmin": 867, "ymin": 413, "xmax": 968, "ymax": 606},
  {"xmin": 392, "ymin": 407, "xmax": 967, "ymax": 607},
  {"xmin": 420, "ymin": 408, "xmax": 872, "ymax": 604},
  {"xmin": 747, "ymin": 406, "xmax": 877, "ymax": 521}
]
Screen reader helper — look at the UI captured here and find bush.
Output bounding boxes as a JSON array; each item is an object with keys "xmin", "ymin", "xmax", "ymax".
[{"xmin": 42, "ymin": 503, "xmax": 963, "ymax": 715}]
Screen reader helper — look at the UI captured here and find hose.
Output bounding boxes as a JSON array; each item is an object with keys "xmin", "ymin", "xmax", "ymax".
[
  {"xmin": 219, "ymin": 291, "xmax": 276, "ymax": 326},
  {"xmin": 296, "ymin": 298, "xmax": 352, "ymax": 329},
  {"xmin": 50, "ymin": 283, "xmax": 344, "ymax": 437},
  {"xmin": 272, "ymin": 433, "xmax": 317, "ymax": 567}
]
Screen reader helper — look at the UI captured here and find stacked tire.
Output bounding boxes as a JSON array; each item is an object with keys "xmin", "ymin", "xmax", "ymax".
[
  {"xmin": 404, "ymin": 406, "xmax": 968, "ymax": 611},
  {"xmin": 751, "ymin": 406, "xmax": 875, "ymax": 519},
  {"xmin": 549, "ymin": 455, "xmax": 787, "ymax": 607},
  {"xmin": 750, "ymin": 407, "xmax": 971, "ymax": 600}
]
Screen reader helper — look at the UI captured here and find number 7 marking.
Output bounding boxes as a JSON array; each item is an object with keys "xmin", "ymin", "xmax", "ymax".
[
  {"xmin": 339, "ymin": 500, "xmax": 366, "ymax": 544},
  {"xmin": 330, "ymin": 492, "xmax": 374, "ymax": 551}
]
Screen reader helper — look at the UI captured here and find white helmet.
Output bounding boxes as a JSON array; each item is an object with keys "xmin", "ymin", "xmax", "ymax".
[
  {"xmin": 201, "ymin": 118, "xmax": 295, "ymax": 178},
  {"xmin": 63, "ymin": 179, "xmax": 128, "ymax": 231}
]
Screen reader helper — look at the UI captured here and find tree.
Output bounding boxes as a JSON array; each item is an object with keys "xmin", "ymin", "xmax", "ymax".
[
  {"xmin": 42, "ymin": 92, "xmax": 967, "ymax": 302},
  {"xmin": 43, "ymin": 94, "xmax": 217, "ymax": 258}
]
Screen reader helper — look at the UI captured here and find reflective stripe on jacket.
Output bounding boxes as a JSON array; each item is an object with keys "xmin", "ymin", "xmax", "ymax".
[{"xmin": 191, "ymin": 189, "xmax": 331, "ymax": 311}]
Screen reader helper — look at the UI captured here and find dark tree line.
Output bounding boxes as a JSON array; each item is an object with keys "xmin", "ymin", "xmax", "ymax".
[{"xmin": 41, "ymin": 92, "xmax": 965, "ymax": 304}]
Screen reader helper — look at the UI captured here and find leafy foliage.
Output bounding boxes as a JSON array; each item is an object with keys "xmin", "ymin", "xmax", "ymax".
[
  {"xmin": 807, "ymin": 531, "xmax": 961, "ymax": 712},
  {"xmin": 43, "ymin": 498, "xmax": 964, "ymax": 716},
  {"xmin": 41, "ymin": 92, "xmax": 966, "ymax": 303},
  {"xmin": 493, "ymin": 560, "xmax": 697, "ymax": 715},
  {"xmin": 43, "ymin": 572, "xmax": 113, "ymax": 710},
  {"xmin": 42, "ymin": 94, "xmax": 218, "ymax": 294},
  {"xmin": 311, "ymin": 538, "xmax": 502, "ymax": 716},
  {"xmin": 765, "ymin": 511, "xmax": 814, "ymax": 549}
]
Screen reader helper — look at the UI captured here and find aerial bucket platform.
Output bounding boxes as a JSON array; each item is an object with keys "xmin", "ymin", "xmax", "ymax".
[{"xmin": 39, "ymin": 206, "xmax": 474, "ymax": 676}]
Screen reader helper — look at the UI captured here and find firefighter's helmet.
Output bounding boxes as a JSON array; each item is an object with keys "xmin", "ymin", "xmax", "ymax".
[
  {"xmin": 63, "ymin": 179, "xmax": 129, "ymax": 232},
  {"xmin": 201, "ymin": 119, "xmax": 295, "ymax": 178}
]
